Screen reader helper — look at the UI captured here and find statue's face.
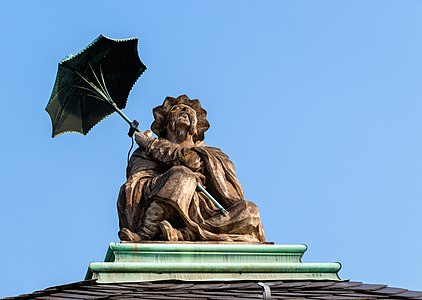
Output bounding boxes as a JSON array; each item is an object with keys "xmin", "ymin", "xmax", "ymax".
[{"xmin": 166, "ymin": 104, "xmax": 197, "ymax": 132}]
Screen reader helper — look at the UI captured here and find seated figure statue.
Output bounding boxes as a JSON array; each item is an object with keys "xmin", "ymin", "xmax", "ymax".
[{"xmin": 117, "ymin": 95, "xmax": 265, "ymax": 242}]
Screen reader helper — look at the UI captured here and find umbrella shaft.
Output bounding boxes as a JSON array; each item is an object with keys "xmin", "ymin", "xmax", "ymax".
[
  {"xmin": 110, "ymin": 102, "xmax": 132, "ymax": 125},
  {"xmin": 197, "ymin": 183, "xmax": 228, "ymax": 215}
]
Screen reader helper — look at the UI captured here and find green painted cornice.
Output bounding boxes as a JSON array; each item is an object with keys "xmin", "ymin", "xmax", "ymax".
[{"xmin": 86, "ymin": 242, "xmax": 341, "ymax": 283}]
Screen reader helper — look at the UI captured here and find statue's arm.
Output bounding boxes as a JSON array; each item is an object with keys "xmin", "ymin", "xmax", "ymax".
[
  {"xmin": 147, "ymin": 139, "xmax": 202, "ymax": 171},
  {"xmin": 135, "ymin": 132, "xmax": 201, "ymax": 171}
]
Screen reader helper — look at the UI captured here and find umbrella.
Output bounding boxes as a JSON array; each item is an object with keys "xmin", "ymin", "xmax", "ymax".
[{"xmin": 45, "ymin": 34, "xmax": 146, "ymax": 137}]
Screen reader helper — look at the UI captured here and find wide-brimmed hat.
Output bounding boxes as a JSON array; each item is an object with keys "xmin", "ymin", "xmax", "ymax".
[{"xmin": 151, "ymin": 94, "xmax": 210, "ymax": 141}]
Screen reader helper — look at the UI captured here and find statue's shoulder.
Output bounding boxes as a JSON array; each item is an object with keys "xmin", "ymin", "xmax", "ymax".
[
  {"xmin": 126, "ymin": 148, "xmax": 158, "ymax": 175},
  {"xmin": 194, "ymin": 145, "xmax": 230, "ymax": 160}
]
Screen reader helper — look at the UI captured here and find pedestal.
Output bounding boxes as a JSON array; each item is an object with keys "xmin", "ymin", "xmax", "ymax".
[{"xmin": 86, "ymin": 242, "xmax": 341, "ymax": 283}]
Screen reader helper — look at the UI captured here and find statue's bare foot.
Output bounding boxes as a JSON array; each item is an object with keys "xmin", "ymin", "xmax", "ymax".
[
  {"xmin": 159, "ymin": 221, "xmax": 181, "ymax": 241},
  {"xmin": 119, "ymin": 228, "xmax": 142, "ymax": 242}
]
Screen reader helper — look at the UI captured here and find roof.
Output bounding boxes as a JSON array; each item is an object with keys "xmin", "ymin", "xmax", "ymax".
[{"xmin": 5, "ymin": 279, "xmax": 422, "ymax": 299}]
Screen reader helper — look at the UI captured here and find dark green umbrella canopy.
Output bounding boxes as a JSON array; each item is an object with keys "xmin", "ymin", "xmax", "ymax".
[{"xmin": 46, "ymin": 35, "xmax": 146, "ymax": 137}]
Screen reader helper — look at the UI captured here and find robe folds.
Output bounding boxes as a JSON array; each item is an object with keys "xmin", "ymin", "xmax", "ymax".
[{"xmin": 117, "ymin": 138, "xmax": 265, "ymax": 242}]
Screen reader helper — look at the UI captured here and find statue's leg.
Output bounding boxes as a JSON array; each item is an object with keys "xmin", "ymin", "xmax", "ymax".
[
  {"xmin": 138, "ymin": 166, "xmax": 199, "ymax": 240},
  {"xmin": 137, "ymin": 200, "xmax": 166, "ymax": 239},
  {"xmin": 117, "ymin": 184, "xmax": 144, "ymax": 242},
  {"xmin": 117, "ymin": 178, "xmax": 149, "ymax": 242},
  {"xmin": 159, "ymin": 220, "xmax": 184, "ymax": 241},
  {"xmin": 148, "ymin": 166, "xmax": 198, "ymax": 210}
]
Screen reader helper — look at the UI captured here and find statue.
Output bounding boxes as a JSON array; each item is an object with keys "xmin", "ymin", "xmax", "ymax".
[{"xmin": 117, "ymin": 95, "xmax": 265, "ymax": 242}]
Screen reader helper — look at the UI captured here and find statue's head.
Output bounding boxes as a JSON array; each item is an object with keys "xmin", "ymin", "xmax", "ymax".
[{"xmin": 151, "ymin": 95, "xmax": 210, "ymax": 141}]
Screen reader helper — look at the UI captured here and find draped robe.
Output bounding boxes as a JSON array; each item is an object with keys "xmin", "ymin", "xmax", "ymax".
[{"xmin": 117, "ymin": 138, "xmax": 265, "ymax": 242}]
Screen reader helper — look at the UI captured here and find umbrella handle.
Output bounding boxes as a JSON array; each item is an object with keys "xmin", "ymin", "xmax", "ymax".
[
  {"xmin": 126, "ymin": 119, "xmax": 140, "ymax": 163},
  {"xmin": 128, "ymin": 120, "xmax": 139, "ymax": 137}
]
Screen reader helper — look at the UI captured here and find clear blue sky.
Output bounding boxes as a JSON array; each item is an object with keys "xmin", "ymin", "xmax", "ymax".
[{"xmin": 1, "ymin": 0, "xmax": 422, "ymax": 298}]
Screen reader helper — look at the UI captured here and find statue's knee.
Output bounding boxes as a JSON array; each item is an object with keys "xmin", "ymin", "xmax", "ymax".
[{"xmin": 167, "ymin": 165, "xmax": 196, "ymax": 178}]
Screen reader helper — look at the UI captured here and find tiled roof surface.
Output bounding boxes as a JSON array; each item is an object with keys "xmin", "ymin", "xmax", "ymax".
[{"xmin": 5, "ymin": 280, "xmax": 422, "ymax": 300}]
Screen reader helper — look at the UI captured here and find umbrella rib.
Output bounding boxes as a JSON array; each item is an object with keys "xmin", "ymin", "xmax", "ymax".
[
  {"xmin": 86, "ymin": 94, "xmax": 109, "ymax": 101},
  {"xmin": 61, "ymin": 64, "xmax": 109, "ymax": 102},
  {"xmin": 76, "ymin": 71, "xmax": 109, "ymax": 103},
  {"xmin": 99, "ymin": 65, "xmax": 114, "ymax": 104},
  {"xmin": 80, "ymin": 96, "xmax": 86, "ymax": 134},
  {"xmin": 60, "ymin": 63, "xmax": 110, "ymax": 103},
  {"xmin": 49, "ymin": 79, "xmax": 83, "ymax": 130},
  {"xmin": 72, "ymin": 85, "xmax": 107, "ymax": 102},
  {"xmin": 89, "ymin": 63, "xmax": 111, "ymax": 103},
  {"xmin": 54, "ymin": 94, "xmax": 74, "ymax": 135}
]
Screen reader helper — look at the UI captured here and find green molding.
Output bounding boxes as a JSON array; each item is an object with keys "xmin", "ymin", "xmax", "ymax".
[
  {"xmin": 86, "ymin": 242, "xmax": 342, "ymax": 283},
  {"xmin": 90, "ymin": 262, "xmax": 341, "ymax": 273},
  {"xmin": 108, "ymin": 242, "xmax": 308, "ymax": 254},
  {"xmin": 107, "ymin": 242, "xmax": 307, "ymax": 264},
  {"xmin": 93, "ymin": 272, "xmax": 341, "ymax": 283}
]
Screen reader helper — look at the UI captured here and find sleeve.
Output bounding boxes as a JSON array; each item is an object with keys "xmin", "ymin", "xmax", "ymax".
[{"xmin": 145, "ymin": 138, "xmax": 202, "ymax": 172}]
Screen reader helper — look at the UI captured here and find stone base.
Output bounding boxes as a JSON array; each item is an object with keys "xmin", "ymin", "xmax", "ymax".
[{"xmin": 86, "ymin": 242, "xmax": 341, "ymax": 283}]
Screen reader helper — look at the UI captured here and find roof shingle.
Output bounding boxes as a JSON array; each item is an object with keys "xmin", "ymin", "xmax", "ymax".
[{"xmin": 4, "ymin": 280, "xmax": 422, "ymax": 300}]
